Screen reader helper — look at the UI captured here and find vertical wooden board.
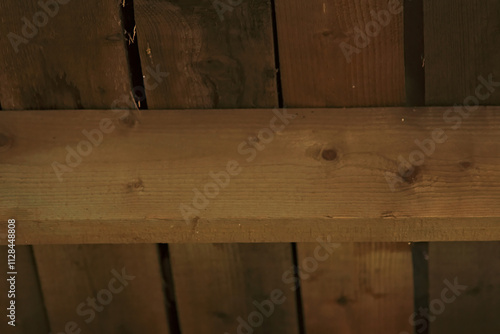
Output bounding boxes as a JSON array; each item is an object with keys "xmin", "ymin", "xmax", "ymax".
[
  {"xmin": 135, "ymin": 0, "xmax": 278, "ymax": 109},
  {"xmin": 0, "ymin": 0, "xmax": 130, "ymax": 109},
  {"xmin": 134, "ymin": 1, "xmax": 298, "ymax": 333},
  {"xmin": 424, "ymin": 0, "xmax": 500, "ymax": 105},
  {"xmin": 170, "ymin": 244, "xmax": 299, "ymax": 333},
  {"xmin": 297, "ymin": 243, "xmax": 413, "ymax": 333},
  {"xmin": 428, "ymin": 242, "xmax": 500, "ymax": 333},
  {"xmin": 0, "ymin": 1, "xmax": 170, "ymax": 333},
  {"xmin": 0, "ymin": 246, "xmax": 49, "ymax": 333},
  {"xmin": 275, "ymin": 0, "xmax": 414, "ymax": 332},
  {"xmin": 34, "ymin": 245, "xmax": 170, "ymax": 333},
  {"xmin": 275, "ymin": 0, "xmax": 405, "ymax": 107},
  {"xmin": 425, "ymin": 1, "xmax": 500, "ymax": 332}
]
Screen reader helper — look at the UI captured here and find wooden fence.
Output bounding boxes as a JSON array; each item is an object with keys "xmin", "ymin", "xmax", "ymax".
[{"xmin": 1, "ymin": 0, "xmax": 499, "ymax": 333}]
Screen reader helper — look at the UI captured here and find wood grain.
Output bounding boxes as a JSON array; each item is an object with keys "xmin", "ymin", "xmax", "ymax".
[
  {"xmin": 3, "ymin": 217, "xmax": 500, "ymax": 244},
  {"xmin": 34, "ymin": 245, "xmax": 170, "ymax": 333},
  {"xmin": 0, "ymin": 0, "xmax": 130, "ymax": 110},
  {"xmin": 134, "ymin": 1, "xmax": 298, "ymax": 333},
  {"xmin": 298, "ymin": 243, "xmax": 413, "ymax": 333},
  {"xmin": 424, "ymin": 0, "xmax": 500, "ymax": 105},
  {"xmin": 429, "ymin": 242, "xmax": 500, "ymax": 333},
  {"xmin": 1, "ymin": 107, "xmax": 499, "ymax": 244},
  {"xmin": 134, "ymin": 0, "xmax": 277, "ymax": 109},
  {"xmin": 425, "ymin": 1, "xmax": 500, "ymax": 332},
  {"xmin": 275, "ymin": 0, "xmax": 405, "ymax": 107},
  {"xmin": 0, "ymin": 1, "xmax": 171, "ymax": 333},
  {"xmin": 170, "ymin": 244, "xmax": 299, "ymax": 333},
  {"xmin": 275, "ymin": 0, "xmax": 413, "ymax": 332}
]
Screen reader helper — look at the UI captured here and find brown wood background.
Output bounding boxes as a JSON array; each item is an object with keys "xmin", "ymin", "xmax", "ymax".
[
  {"xmin": 275, "ymin": 1, "xmax": 412, "ymax": 333},
  {"xmin": 424, "ymin": 1, "xmax": 500, "ymax": 333},
  {"xmin": 1, "ymin": 0, "xmax": 499, "ymax": 333}
]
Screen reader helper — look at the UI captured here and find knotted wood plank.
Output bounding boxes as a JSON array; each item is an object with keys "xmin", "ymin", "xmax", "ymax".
[{"xmin": 1, "ymin": 107, "xmax": 499, "ymax": 243}]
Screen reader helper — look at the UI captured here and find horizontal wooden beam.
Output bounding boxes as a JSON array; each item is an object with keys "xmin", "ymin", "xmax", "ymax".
[{"xmin": 1, "ymin": 107, "xmax": 499, "ymax": 244}]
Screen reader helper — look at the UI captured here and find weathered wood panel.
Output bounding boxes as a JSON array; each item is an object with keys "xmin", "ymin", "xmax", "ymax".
[
  {"xmin": 0, "ymin": 0, "xmax": 130, "ymax": 110},
  {"xmin": 135, "ymin": 0, "xmax": 277, "ymax": 109},
  {"xmin": 275, "ymin": 0, "xmax": 405, "ymax": 107},
  {"xmin": 170, "ymin": 244, "xmax": 298, "ymax": 333},
  {"xmin": 425, "ymin": 1, "xmax": 500, "ymax": 332},
  {"xmin": 34, "ymin": 245, "xmax": 170, "ymax": 333},
  {"xmin": 428, "ymin": 243, "xmax": 500, "ymax": 333},
  {"xmin": 275, "ymin": 0, "xmax": 413, "ymax": 332},
  {"xmin": 134, "ymin": 1, "xmax": 298, "ymax": 333},
  {"xmin": 0, "ymin": 1, "xmax": 170, "ymax": 333},
  {"xmin": 297, "ymin": 243, "xmax": 413, "ymax": 333},
  {"xmin": 0, "ymin": 2, "xmax": 52, "ymax": 330},
  {"xmin": 424, "ymin": 0, "xmax": 500, "ymax": 105},
  {"xmin": 2, "ymin": 107, "xmax": 499, "ymax": 244}
]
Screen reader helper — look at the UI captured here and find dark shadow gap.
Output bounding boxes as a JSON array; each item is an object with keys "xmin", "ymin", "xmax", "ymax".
[
  {"xmin": 404, "ymin": 0, "xmax": 425, "ymax": 106},
  {"xmin": 271, "ymin": 1, "xmax": 303, "ymax": 331},
  {"xmin": 120, "ymin": 0, "xmax": 148, "ymax": 110},
  {"xmin": 291, "ymin": 243, "xmax": 307, "ymax": 334},
  {"xmin": 270, "ymin": 0, "xmax": 284, "ymax": 108},
  {"xmin": 158, "ymin": 244, "xmax": 182, "ymax": 334},
  {"xmin": 271, "ymin": 1, "xmax": 302, "ymax": 331}
]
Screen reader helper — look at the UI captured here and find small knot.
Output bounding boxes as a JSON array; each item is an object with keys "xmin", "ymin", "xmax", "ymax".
[
  {"xmin": 401, "ymin": 166, "xmax": 421, "ymax": 185},
  {"xmin": 459, "ymin": 161, "xmax": 473, "ymax": 170},
  {"xmin": 120, "ymin": 112, "xmax": 139, "ymax": 128},
  {"xmin": 126, "ymin": 178, "xmax": 144, "ymax": 192},
  {"xmin": 321, "ymin": 149, "xmax": 337, "ymax": 161}
]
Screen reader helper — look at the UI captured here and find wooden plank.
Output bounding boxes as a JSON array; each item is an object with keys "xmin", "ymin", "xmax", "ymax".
[
  {"xmin": 0, "ymin": 246, "xmax": 49, "ymax": 333},
  {"xmin": 2, "ymin": 107, "xmax": 500, "ymax": 244},
  {"xmin": 297, "ymin": 243, "xmax": 413, "ymax": 333},
  {"xmin": 275, "ymin": 0, "xmax": 405, "ymax": 107},
  {"xmin": 275, "ymin": 0, "xmax": 413, "ymax": 332},
  {"xmin": 0, "ymin": 0, "xmax": 130, "ymax": 110},
  {"xmin": 134, "ymin": 0, "xmax": 277, "ymax": 109},
  {"xmin": 134, "ymin": 1, "xmax": 299, "ymax": 333},
  {"xmin": 425, "ymin": 1, "xmax": 500, "ymax": 332},
  {"xmin": 0, "ymin": 1, "xmax": 170, "ymax": 333},
  {"xmin": 424, "ymin": 0, "xmax": 500, "ymax": 105},
  {"xmin": 170, "ymin": 244, "xmax": 299, "ymax": 333},
  {"xmin": 34, "ymin": 245, "xmax": 170, "ymax": 333},
  {"xmin": 428, "ymin": 242, "xmax": 500, "ymax": 333}
]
